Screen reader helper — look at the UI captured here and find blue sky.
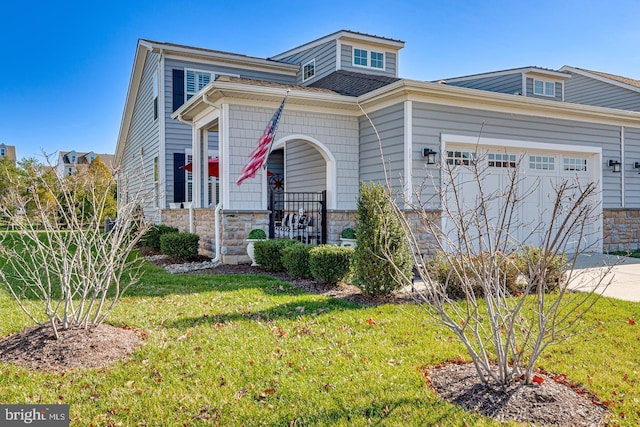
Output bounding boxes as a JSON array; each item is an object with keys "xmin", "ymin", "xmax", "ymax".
[{"xmin": 1, "ymin": 0, "xmax": 639, "ymax": 161}]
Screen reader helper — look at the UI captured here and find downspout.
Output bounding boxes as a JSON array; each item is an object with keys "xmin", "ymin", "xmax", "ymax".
[{"xmin": 176, "ymin": 113, "xmax": 195, "ymax": 234}]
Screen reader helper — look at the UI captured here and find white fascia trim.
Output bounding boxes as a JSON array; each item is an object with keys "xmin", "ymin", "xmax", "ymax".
[
  {"xmin": 158, "ymin": 54, "xmax": 167, "ymax": 210},
  {"xmin": 404, "ymin": 101, "xmax": 412, "ymax": 204},
  {"xmin": 560, "ymin": 66, "xmax": 640, "ymax": 95},
  {"xmin": 336, "ymin": 40, "xmax": 341, "ymax": 72},
  {"xmin": 440, "ymin": 133, "xmax": 602, "ymax": 155},
  {"xmin": 443, "ymin": 67, "xmax": 569, "ymax": 83}
]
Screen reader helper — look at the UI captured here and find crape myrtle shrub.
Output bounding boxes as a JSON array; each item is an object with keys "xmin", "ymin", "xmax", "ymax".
[{"xmin": 160, "ymin": 232, "xmax": 199, "ymax": 261}]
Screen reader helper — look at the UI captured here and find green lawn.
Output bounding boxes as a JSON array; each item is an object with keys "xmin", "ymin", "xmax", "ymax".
[{"xmin": 0, "ymin": 261, "xmax": 638, "ymax": 426}]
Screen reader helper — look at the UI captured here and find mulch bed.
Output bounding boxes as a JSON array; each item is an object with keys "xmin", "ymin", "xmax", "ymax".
[{"xmin": 0, "ymin": 323, "xmax": 143, "ymax": 372}]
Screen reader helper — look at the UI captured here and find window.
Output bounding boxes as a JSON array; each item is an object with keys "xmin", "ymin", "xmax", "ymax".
[
  {"xmin": 152, "ymin": 71, "xmax": 159, "ymax": 120},
  {"xmin": 186, "ymin": 70, "xmax": 211, "ymax": 100},
  {"xmin": 303, "ymin": 59, "xmax": 315, "ymax": 81},
  {"xmin": 70, "ymin": 154, "xmax": 77, "ymax": 164},
  {"xmin": 563, "ymin": 157, "xmax": 587, "ymax": 172},
  {"xmin": 370, "ymin": 51, "xmax": 384, "ymax": 69},
  {"xmin": 488, "ymin": 153, "xmax": 516, "ymax": 168},
  {"xmin": 529, "ymin": 155, "xmax": 555, "ymax": 170},
  {"xmin": 446, "ymin": 150, "xmax": 477, "ymax": 166},
  {"xmin": 354, "ymin": 48, "xmax": 368, "ymax": 67},
  {"xmin": 533, "ymin": 79, "xmax": 555, "ymax": 97},
  {"xmin": 353, "ymin": 48, "xmax": 385, "ymax": 70},
  {"xmin": 186, "ymin": 153, "xmax": 193, "ymax": 202},
  {"xmin": 0, "ymin": 148, "xmax": 5, "ymax": 157}
]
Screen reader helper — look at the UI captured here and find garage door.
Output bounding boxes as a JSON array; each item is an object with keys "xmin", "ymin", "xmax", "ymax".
[{"xmin": 443, "ymin": 145, "xmax": 601, "ymax": 254}]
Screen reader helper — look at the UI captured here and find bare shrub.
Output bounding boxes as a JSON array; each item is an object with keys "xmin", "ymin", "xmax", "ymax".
[{"xmin": 0, "ymin": 161, "xmax": 151, "ymax": 339}]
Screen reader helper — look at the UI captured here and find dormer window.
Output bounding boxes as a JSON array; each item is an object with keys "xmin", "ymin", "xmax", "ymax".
[
  {"xmin": 353, "ymin": 48, "xmax": 385, "ymax": 70},
  {"xmin": 533, "ymin": 79, "xmax": 555, "ymax": 97},
  {"xmin": 70, "ymin": 154, "xmax": 77, "ymax": 164},
  {"xmin": 303, "ymin": 59, "xmax": 315, "ymax": 81}
]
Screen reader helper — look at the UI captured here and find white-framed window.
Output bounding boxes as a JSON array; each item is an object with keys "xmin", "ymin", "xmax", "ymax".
[
  {"xmin": 446, "ymin": 150, "xmax": 477, "ymax": 166},
  {"xmin": 353, "ymin": 47, "xmax": 385, "ymax": 70},
  {"xmin": 529, "ymin": 155, "xmax": 555, "ymax": 170},
  {"xmin": 370, "ymin": 51, "xmax": 384, "ymax": 69},
  {"xmin": 186, "ymin": 69, "xmax": 211, "ymax": 101},
  {"xmin": 488, "ymin": 153, "xmax": 516, "ymax": 168},
  {"xmin": 563, "ymin": 157, "xmax": 588, "ymax": 172},
  {"xmin": 152, "ymin": 71, "xmax": 159, "ymax": 120},
  {"xmin": 303, "ymin": 59, "xmax": 315, "ymax": 81},
  {"xmin": 0, "ymin": 148, "xmax": 5, "ymax": 157},
  {"xmin": 533, "ymin": 79, "xmax": 555, "ymax": 97},
  {"xmin": 184, "ymin": 149, "xmax": 218, "ymax": 206},
  {"xmin": 70, "ymin": 154, "xmax": 77, "ymax": 164},
  {"xmin": 353, "ymin": 48, "xmax": 368, "ymax": 67}
]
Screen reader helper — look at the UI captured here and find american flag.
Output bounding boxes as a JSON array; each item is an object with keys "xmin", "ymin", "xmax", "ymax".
[{"xmin": 236, "ymin": 97, "xmax": 287, "ymax": 185}]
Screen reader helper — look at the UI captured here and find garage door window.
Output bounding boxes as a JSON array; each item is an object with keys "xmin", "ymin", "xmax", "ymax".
[
  {"xmin": 446, "ymin": 150, "xmax": 476, "ymax": 166},
  {"xmin": 529, "ymin": 155, "xmax": 555, "ymax": 171},
  {"xmin": 488, "ymin": 153, "xmax": 516, "ymax": 168},
  {"xmin": 563, "ymin": 157, "xmax": 587, "ymax": 172}
]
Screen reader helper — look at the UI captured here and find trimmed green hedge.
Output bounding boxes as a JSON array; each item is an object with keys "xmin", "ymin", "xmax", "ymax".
[
  {"xmin": 282, "ymin": 243, "xmax": 313, "ymax": 279},
  {"xmin": 309, "ymin": 245, "xmax": 353, "ymax": 284},
  {"xmin": 142, "ymin": 225, "xmax": 179, "ymax": 251},
  {"xmin": 254, "ymin": 239, "xmax": 298, "ymax": 272},
  {"xmin": 160, "ymin": 232, "xmax": 200, "ymax": 261}
]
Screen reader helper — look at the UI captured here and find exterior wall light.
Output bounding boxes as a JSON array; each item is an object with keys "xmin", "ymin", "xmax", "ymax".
[
  {"xmin": 609, "ymin": 160, "xmax": 621, "ymax": 173},
  {"xmin": 634, "ymin": 162, "xmax": 640, "ymax": 174},
  {"xmin": 423, "ymin": 148, "xmax": 437, "ymax": 165}
]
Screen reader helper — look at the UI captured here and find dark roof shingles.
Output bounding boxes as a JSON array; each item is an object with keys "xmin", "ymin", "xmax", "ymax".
[{"xmin": 308, "ymin": 70, "xmax": 400, "ymax": 97}]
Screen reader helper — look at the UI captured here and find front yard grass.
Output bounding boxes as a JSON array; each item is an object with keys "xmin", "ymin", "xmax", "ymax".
[{"xmin": 0, "ymin": 261, "xmax": 638, "ymax": 426}]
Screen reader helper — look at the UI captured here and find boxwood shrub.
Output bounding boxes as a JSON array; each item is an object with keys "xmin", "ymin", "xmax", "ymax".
[
  {"xmin": 142, "ymin": 225, "xmax": 179, "ymax": 251},
  {"xmin": 309, "ymin": 244, "xmax": 353, "ymax": 284},
  {"xmin": 160, "ymin": 232, "xmax": 200, "ymax": 261},
  {"xmin": 281, "ymin": 243, "xmax": 313, "ymax": 279},
  {"xmin": 254, "ymin": 239, "xmax": 298, "ymax": 272}
]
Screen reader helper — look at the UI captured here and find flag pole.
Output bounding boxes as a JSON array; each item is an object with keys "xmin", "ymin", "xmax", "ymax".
[{"xmin": 262, "ymin": 89, "xmax": 289, "ymax": 171}]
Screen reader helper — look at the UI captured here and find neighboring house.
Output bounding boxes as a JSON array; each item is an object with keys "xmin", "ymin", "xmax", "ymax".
[
  {"xmin": 55, "ymin": 151, "xmax": 115, "ymax": 177},
  {"xmin": 116, "ymin": 30, "xmax": 640, "ymax": 264},
  {"xmin": 0, "ymin": 144, "xmax": 17, "ymax": 162}
]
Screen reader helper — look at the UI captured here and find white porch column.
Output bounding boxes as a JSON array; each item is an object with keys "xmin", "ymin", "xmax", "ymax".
[{"xmin": 192, "ymin": 126, "xmax": 205, "ymax": 208}]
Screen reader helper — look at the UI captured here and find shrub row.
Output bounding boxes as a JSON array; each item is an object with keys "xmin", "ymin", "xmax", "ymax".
[
  {"xmin": 254, "ymin": 240, "xmax": 353, "ymax": 284},
  {"xmin": 427, "ymin": 246, "xmax": 568, "ymax": 298},
  {"xmin": 142, "ymin": 225, "xmax": 200, "ymax": 261}
]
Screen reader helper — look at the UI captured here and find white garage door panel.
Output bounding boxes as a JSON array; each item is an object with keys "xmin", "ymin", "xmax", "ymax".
[{"xmin": 443, "ymin": 145, "xmax": 601, "ymax": 254}]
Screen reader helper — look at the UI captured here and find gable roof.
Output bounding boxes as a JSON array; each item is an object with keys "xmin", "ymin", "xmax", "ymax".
[
  {"xmin": 308, "ymin": 70, "xmax": 400, "ymax": 97},
  {"xmin": 560, "ymin": 66, "xmax": 640, "ymax": 93},
  {"xmin": 270, "ymin": 30, "xmax": 405, "ymax": 61},
  {"xmin": 440, "ymin": 66, "xmax": 571, "ymax": 83}
]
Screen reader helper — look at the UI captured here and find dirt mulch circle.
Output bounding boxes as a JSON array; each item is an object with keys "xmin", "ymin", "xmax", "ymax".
[
  {"xmin": 0, "ymin": 323, "xmax": 144, "ymax": 372},
  {"xmin": 428, "ymin": 362, "xmax": 607, "ymax": 426}
]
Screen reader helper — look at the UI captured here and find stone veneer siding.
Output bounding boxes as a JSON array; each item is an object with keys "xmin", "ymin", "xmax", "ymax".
[
  {"xmin": 162, "ymin": 208, "xmax": 443, "ymax": 264},
  {"xmin": 603, "ymin": 208, "xmax": 640, "ymax": 252}
]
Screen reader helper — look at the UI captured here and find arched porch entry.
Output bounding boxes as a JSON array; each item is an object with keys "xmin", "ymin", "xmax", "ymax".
[{"xmin": 267, "ymin": 135, "xmax": 336, "ymax": 243}]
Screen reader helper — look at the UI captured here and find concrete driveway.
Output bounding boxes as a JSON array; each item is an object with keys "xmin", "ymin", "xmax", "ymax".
[{"xmin": 569, "ymin": 253, "xmax": 640, "ymax": 302}]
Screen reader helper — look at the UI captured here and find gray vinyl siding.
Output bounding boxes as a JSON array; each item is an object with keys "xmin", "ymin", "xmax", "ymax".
[
  {"xmin": 624, "ymin": 128, "xmax": 640, "ymax": 208},
  {"xmin": 285, "ymin": 141, "xmax": 326, "ymax": 192},
  {"xmin": 340, "ymin": 44, "xmax": 397, "ymax": 78},
  {"xmin": 446, "ymin": 74, "xmax": 522, "ymax": 95},
  {"xmin": 164, "ymin": 57, "xmax": 292, "ymax": 204},
  {"xmin": 411, "ymin": 102, "xmax": 623, "ymax": 208},
  {"xmin": 121, "ymin": 50, "xmax": 161, "ymax": 220},
  {"xmin": 565, "ymin": 73, "xmax": 640, "ymax": 112},
  {"xmin": 227, "ymin": 105, "xmax": 359, "ymax": 211},
  {"xmin": 526, "ymin": 78, "xmax": 563, "ymax": 102},
  {"xmin": 275, "ymin": 40, "xmax": 337, "ymax": 85},
  {"xmin": 359, "ymin": 103, "xmax": 405, "ymax": 194}
]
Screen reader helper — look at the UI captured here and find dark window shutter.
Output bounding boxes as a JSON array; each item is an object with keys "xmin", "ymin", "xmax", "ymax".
[
  {"xmin": 172, "ymin": 69, "xmax": 185, "ymax": 112},
  {"xmin": 173, "ymin": 153, "xmax": 186, "ymax": 203}
]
